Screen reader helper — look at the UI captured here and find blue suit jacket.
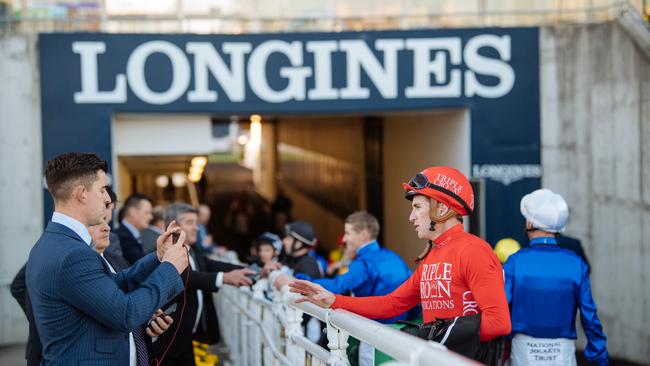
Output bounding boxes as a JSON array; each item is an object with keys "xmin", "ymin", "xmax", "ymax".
[{"xmin": 26, "ymin": 222, "xmax": 184, "ymax": 365}]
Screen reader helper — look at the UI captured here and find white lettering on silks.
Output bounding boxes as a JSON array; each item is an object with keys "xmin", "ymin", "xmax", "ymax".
[
  {"xmin": 420, "ymin": 262, "xmax": 455, "ymax": 310},
  {"xmin": 72, "ymin": 35, "xmax": 516, "ymax": 105}
]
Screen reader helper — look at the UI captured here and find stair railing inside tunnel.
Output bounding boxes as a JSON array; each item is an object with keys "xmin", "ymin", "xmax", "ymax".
[{"xmin": 214, "ymin": 270, "xmax": 479, "ymax": 366}]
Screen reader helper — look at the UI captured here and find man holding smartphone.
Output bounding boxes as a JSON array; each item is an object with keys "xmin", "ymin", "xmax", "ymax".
[{"xmin": 26, "ymin": 152, "xmax": 189, "ymax": 365}]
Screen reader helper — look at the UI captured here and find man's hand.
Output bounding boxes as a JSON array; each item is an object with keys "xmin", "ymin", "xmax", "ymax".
[
  {"xmin": 162, "ymin": 230, "xmax": 189, "ymax": 274},
  {"xmin": 289, "ymin": 279, "xmax": 336, "ymax": 309},
  {"xmin": 261, "ymin": 262, "xmax": 282, "ymax": 278},
  {"xmin": 146, "ymin": 309, "xmax": 173, "ymax": 337},
  {"xmin": 223, "ymin": 268, "xmax": 255, "ymax": 287},
  {"xmin": 157, "ymin": 221, "xmax": 181, "ymax": 262}
]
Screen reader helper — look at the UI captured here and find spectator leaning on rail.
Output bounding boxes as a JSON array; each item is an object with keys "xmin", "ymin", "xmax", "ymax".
[
  {"xmin": 504, "ymin": 189, "xmax": 608, "ymax": 366},
  {"xmin": 285, "ymin": 166, "xmax": 511, "ymax": 360}
]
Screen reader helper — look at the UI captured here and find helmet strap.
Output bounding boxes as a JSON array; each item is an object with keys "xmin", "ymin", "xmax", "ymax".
[
  {"xmin": 429, "ymin": 199, "xmax": 457, "ymax": 227},
  {"xmin": 290, "ymin": 237, "xmax": 305, "ymax": 257},
  {"xmin": 415, "ymin": 199, "xmax": 456, "ymax": 264}
]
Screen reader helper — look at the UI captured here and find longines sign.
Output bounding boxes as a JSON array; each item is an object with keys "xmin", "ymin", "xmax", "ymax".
[
  {"xmin": 39, "ymin": 29, "xmax": 540, "ymax": 246},
  {"xmin": 70, "ymin": 34, "xmax": 517, "ymax": 105}
]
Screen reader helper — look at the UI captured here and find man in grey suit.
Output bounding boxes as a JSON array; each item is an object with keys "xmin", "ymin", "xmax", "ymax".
[{"xmin": 26, "ymin": 152, "xmax": 189, "ymax": 365}]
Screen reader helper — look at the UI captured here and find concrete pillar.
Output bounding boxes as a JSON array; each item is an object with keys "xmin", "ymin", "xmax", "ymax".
[{"xmin": 0, "ymin": 34, "xmax": 41, "ymax": 345}]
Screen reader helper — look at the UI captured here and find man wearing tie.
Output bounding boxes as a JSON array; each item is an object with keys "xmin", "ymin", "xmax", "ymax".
[
  {"xmin": 26, "ymin": 152, "xmax": 189, "ymax": 365},
  {"xmin": 116, "ymin": 193, "xmax": 153, "ymax": 264}
]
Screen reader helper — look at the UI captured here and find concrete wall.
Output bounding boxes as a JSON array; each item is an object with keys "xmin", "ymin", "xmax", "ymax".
[
  {"xmin": 383, "ymin": 111, "xmax": 470, "ymax": 264},
  {"xmin": 540, "ymin": 23, "xmax": 650, "ymax": 363},
  {"xmin": 0, "ymin": 35, "xmax": 42, "ymax": 344}
]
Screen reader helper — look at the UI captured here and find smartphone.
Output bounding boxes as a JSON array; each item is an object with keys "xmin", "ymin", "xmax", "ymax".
[
  {"xmin": 147, "ymin": 303, "xmax": 178, "ymax": 327},
  {"xmin": 172, "ymin": 231, "xmax": 181, "ymax": 243},
  {"xmin": 163, "ymin": 303, "xmax": 178, "ymax": 315}
]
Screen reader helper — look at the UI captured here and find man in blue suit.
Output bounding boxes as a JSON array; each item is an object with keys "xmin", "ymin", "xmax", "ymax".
[{"xmin": 26, "ymin": 152, "xmax": 189, "ymax": 365}]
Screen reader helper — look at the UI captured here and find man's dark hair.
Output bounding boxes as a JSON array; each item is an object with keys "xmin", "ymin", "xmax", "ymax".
[
  {"xmin": 106, "ymin": 186, "xmax": 117, "ymax": 205},
  {"xmin": 44, "ymin": 152, "xmax": 108, "ymax": 203},
  {"xmin": 118, "ymin": 193, "xmax": 152, "ymax": 222}
]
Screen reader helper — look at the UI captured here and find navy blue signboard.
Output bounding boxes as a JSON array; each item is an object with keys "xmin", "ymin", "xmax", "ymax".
[{"xmin": 39, "ymin": 28, "xmax": 540, "ymax": 245}]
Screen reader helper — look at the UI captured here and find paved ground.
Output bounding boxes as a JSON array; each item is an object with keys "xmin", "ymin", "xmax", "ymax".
[
  {"xmin": 0, "ymin": 344, "xmax": 26, "ymax": 366},
  {"xmin": 1, "ymin": 342, "xmax": 644, "ymax": 366}
]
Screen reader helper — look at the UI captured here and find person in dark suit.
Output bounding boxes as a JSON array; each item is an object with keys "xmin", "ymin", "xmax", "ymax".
[
  {"xmin": 154, "ymin": 202, "xmax": 256, "ymax": 366},
  {"xmin": 91, "ymin": 218, "xmax": 178, "ymax": 364},
  {"xmin": 116, "ymin": 193, "xmax": 153, "ymax": 264},
  {"xmin": 26, "ymin": 152, "xmax": 189, "ymax": 365},
  {"xmin": 104, "ymin": 186, "xmax": 124, "ymax": 257},
  {"xmin": 10, "ymin": 264, "xmax": 41, "ymax": 366},
  {"xmin": 11, "ymin": 217, "xmax": 176, "ymax": 366}
]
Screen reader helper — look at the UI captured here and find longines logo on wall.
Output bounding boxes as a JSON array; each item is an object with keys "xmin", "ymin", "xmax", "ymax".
[
  {"xmin": 72, "ymin": 35, "xmax": 516, "ymax": 105},
  {"xmin": 472, "ymin": 164, "xmax": 542, "ymax": 185}
]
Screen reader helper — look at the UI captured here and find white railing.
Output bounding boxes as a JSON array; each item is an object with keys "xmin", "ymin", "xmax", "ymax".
[{"xmin": 215, "ymin": 271, "xmax": 479, "ymax": 366}]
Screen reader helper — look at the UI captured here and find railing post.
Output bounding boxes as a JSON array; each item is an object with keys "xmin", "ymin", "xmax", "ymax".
[
  {"xmin": 326, "ymin": 311, "xmax": 350, "ymax": 366},
  {"xmin": 240, "ymin": 287, "xmax": 250, "ymax": 366},
  {"xmin": 251, "ymin": 280, "xmax": 267, "ymax": 365},
  {"xmin": 281, "ymin": 286, "xmax": 306, "ymax": 365}
]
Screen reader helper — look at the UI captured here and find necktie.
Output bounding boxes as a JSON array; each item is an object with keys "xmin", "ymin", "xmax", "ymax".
[{"xmin": 132, "ymin": 326, "xmax": 150, "ymax": 366}]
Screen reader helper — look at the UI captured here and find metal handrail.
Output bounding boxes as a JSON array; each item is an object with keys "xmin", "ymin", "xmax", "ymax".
[
  {"xmin": 328, "ymin": 309, "xmax": 479, "ymax": 366},
  {"xmin": 221, "ymin": 287, "xmax": 293, "ymax": 366},
  {"xmin": 281, "ymin": 286, "xmax": 479, "ymax": 366},
  {"xmin": 290, "ymin": 334, "xmax": 330, "ymax": 362}
]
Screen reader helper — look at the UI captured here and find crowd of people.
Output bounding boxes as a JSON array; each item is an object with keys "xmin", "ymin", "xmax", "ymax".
[{"xmin": 11, "ymin": 152, "xmax": 609, "ymax": 366}]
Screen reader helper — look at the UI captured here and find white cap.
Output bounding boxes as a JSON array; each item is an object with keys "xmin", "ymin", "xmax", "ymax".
[{"xmin": 520, "ymin": 188, "xmax": 569, "ymax": 233}]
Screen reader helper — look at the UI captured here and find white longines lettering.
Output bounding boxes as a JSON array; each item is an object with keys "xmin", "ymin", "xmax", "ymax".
[{"xmin": 72, "ymin": 35, "xmax": 515, "ymax": 105}]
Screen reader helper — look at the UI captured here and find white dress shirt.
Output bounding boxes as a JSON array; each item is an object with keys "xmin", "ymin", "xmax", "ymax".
[{"xmin": 51, "ymin": 212, "xmax": 92, "ymax": 246}]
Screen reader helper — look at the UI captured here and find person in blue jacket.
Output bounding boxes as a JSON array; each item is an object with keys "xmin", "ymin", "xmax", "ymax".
[
  {"xmin": 289, "ymin": 211, "xmax": 412, "ymax": 321},
  {"xmin": 280, "ymin": 211, "xmax": 411, "ymax": 366},
  {"xmin": 298, "ymin": 212, "xmax": 411, "ymax": 316},
  {"xmin": 504, "ymin": 188, "xmax": 608, "ymax": 366}
]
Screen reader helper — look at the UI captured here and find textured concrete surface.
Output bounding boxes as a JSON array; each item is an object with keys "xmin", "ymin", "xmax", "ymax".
[
  {"xmin": 541, "ymin": 23, "xmax": 650, "ymax": 364},
  {"xmin": 0, "ymin": 34, "xmax": 42, "ymax": 346}
]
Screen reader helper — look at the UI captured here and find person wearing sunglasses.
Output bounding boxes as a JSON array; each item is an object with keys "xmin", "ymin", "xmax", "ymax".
[{"xmin": 285, "ymin": 166, "xmax": 511, "ymax": 363}]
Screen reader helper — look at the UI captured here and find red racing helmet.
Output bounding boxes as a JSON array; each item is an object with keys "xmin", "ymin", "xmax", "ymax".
[{"xmin": 402, "ymin": 166, "xmax": 474, "ymax": 216}]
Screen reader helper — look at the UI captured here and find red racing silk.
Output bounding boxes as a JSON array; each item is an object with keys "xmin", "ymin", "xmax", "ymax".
[{"xmin": 332, "ymin": 224, "xmax": 511, "ymax": 342}]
